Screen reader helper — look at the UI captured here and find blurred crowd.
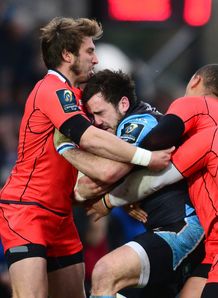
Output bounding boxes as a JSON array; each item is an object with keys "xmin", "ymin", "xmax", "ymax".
[{"xmin": 0, "ymin": 1, "xmax": 211, "ymax": 297}]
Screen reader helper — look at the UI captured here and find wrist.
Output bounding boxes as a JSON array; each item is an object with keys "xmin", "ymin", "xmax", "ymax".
[
  {"xmin": 56, "ymin": 142, "xmax": 78, "ymax": 155},
  {"xmin": 102, "ymin": 194, "xmax": 113, "ymax": 210},
  {"xmin": 131, "ymin": 147, "xmax": 152, "ymax": 167}
]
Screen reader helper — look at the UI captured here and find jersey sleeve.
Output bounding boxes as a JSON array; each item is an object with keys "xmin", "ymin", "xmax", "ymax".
[
  {"xmin": 166, "ymin": 96, "xmax": 206, "ymax": 134},
  {"xmin": 38, "ymin": 84, "xmax": 89, "ymax": 129},
  {"xmin": 116, "ymin": 113, "xmax": 158, "ymax": 147}
]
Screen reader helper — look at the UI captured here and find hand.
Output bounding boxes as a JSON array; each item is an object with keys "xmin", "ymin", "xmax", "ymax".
[
  {"xmin": 86, "ymin": 197, "xmax": 111, "ymax": 222},
  {"xmin": 123, "ymin": 203, "xmax": 148, "ymax": 223},
  {"xmin": 77, "ymin": 175, "xmax": 112, "ymax": 199},
  {"xmin": 148, "ymin": 146, "xmax": 175, "ymax": 171}
]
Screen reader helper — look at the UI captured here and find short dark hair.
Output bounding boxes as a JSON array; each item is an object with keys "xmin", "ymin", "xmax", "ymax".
[
  {"xmin": 40, "ymin": 17, "xmax": 102, "ymax": 69},
  {"xmin": 195, "ymin": 64, "xmax": 218, "ymax": 97},
  {"xmin": 82, "ymin": 69, "xmax": 139, "ymax": 109}
]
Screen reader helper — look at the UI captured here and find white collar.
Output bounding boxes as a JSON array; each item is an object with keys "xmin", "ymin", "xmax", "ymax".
[{"xmin": 47, "ymin": 70, "xmax": 66, "ymax": 83}]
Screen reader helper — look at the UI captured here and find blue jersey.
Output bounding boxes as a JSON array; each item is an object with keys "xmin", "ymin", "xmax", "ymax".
[{"xmin": 116, "ymin": 101, "xmax": 195, "ymax": 229}]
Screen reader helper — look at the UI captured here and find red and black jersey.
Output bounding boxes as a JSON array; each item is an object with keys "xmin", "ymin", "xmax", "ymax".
[
  {"xmin": 172, "ymin": 127, "xmax": 218, "ymax": 264},
  {"xmin": 0, "ymin": 70, "xmax": 90, "ymax": 214},
  {"xmin": 142, "ymin": 95, "xmax": 218, "ymax": 150},
  {"xmin": 167, "ymin": 96, "xmax": 218, "ymax": 136}
]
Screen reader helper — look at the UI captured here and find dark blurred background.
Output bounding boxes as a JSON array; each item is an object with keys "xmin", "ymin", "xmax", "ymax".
[{"xmin": 0, "ymin": 0, "xmax": 216, "ymax": 296}]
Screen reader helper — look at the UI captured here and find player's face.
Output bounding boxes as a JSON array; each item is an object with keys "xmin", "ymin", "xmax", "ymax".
[
  {"xmin": 71, "ymin": 37, "xmax": 98, "ymax": 84},
  {"xmin": 86, "ymin": 92, "xmax": 124, "ymax": 134}
]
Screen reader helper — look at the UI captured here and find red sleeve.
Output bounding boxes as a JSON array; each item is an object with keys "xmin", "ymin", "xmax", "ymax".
[
  {"xmin": 37, "ymin": 78, "xmax": 89, "ymax": 129},
  {"xmin": 166, "ymin": 96, "xmax": 207, "ymax": 135}
]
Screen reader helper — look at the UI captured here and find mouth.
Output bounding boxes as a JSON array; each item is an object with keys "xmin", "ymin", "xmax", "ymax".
[{"xmin": 89, "ymin": 70, "xmax": 95, "ymax": 77}]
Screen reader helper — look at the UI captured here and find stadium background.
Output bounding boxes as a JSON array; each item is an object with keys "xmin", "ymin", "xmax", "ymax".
[{"xmin": 0, "ymin": 0, "xmax": 216, "ymax": 297}]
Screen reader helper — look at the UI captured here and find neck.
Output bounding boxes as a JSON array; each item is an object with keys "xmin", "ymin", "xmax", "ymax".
[{"xmin": 56, "ymin": 66, "xmax": 76, "ymax": 86}]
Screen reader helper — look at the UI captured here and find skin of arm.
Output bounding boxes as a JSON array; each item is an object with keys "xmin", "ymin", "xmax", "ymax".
[
  {"xmin": 54, "ymin": 128, "xmax": 132, "ymax": 183},
  {"xmin": 54, "ymin": 129, "xmax": 173, "ymax": 184},
  {"xmin": 79, "ymin": 125, "xmax": 138, "ymax": 162},
  {"xmin": 62, "ymin": 148, "xmax": 132, "ymax": 183},
  {"xmin": 63, "ymin": 125, "xmax": 174, "ymax": 170}
]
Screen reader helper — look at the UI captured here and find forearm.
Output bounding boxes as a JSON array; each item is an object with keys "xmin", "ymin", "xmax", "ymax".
[
  {"xmin": 79, "ymin": 125, "xmax": 151, "ymax": 164},
  {"xmin": 75, "ymin": 173, "xmax": 114, "ymax": 199},
  {"xmin": 108, "ymin": 162, "xmax": 183, "ymax": 207},
  {"xmin": 62, "ymin": 148, "xmax": 132, "ymax": 183}
]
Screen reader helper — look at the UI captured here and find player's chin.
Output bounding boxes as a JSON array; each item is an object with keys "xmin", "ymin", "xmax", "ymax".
[
  {"xmin": 79, "ymin": 73, "xmax": 94, "ymax": 84},
  {"xmin": 88, "ymin": 69, "xmax": 95, "ymax": 78}
]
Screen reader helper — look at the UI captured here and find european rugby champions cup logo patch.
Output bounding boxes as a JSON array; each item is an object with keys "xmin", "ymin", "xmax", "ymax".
[
  {"xmin": 56, "ymin": 89, "xmax": 80, "ymax": 113},
  {"xmin": 121, "ymin": 122, "xmax": 143, "ymax": 143}
]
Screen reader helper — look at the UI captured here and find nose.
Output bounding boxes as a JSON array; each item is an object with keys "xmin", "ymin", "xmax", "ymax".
[
  {"xmin": 92, "ymin": 52, "xmax": 99, "ymax": 64},
  {"xmin": 94, "ymin": 116, "xmax": 103, "ymax": 127}
]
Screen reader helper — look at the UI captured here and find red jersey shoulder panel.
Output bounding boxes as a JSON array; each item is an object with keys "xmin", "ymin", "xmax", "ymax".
[{"xmin": 166, "ymin": 96, "xmax": 218, "ymax": 136}]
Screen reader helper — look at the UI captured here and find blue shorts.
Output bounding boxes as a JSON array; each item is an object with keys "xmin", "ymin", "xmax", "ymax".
[
  {"xmin": 133, "ymin": 215, "xmax": 204, "ymax": 285},
  {"xmin": 155, "ymin": 215, "xmax": 204, "ymax": 269}
]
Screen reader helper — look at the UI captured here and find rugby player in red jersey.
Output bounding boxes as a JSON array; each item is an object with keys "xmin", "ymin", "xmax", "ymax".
[
  {"xmin": 105, "ymin": 64, "xmax": 218, "ymax": 298},
  {"xmin": 0, "ymin": 17, "xmax": 172, "ymax": 298}
]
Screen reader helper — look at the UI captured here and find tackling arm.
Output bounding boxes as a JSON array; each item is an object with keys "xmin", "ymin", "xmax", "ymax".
[{"xmin": 108, "ymin": 162, "xmax": 183, "ymax": 207}]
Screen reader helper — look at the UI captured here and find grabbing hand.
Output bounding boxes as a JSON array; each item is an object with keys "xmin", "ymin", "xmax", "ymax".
[
  {"xmin": 148, "ymin": 146, "xmax": 175, "ymax": 171},
  {"xmin": 86, "ymin": 196, "xmax": 112, "ymax": 222},
  {"xmin": 77, "ymin": 175, "xmax": 112, "ymax": 199},
  {"xmin": 123, "ymin": 203, "xmax": 148, "ymax": 223}
]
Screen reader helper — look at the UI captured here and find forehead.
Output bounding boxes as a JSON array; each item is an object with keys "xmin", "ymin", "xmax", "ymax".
[{"xmin": 85, "ymin": 92, "xmax": 109, "ymax": 112}]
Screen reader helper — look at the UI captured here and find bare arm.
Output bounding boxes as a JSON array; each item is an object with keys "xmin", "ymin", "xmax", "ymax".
[
  {"xmin": 62, "ymin": 148, "xmax": 132, "ymax": 183},
  {"xmin": 54, "ymin": 129, "xmax": 174, "ymax": 183},
  {"xmin": 59, "ymin": 125, "xmax": 174, "ymax": 170},
  {"xmin": 82, "ymin": 126, "xmax": 175, "ymax": 169},
  {"xmin": 79, "ymin": 125, "xmax": 139, "ymax": 162}
]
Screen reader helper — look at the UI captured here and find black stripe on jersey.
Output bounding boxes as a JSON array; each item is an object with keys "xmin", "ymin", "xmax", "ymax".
[
  {"xmin": 0, "ymin": 199, "xmax": 68, "ymax": 217},
  {"xmin": 60, "ymin": 114, "xmax": 91, "ymax": 145},
  {"xmin": 140, "ymin": 114, "xmax": 185, "ymax": 150}
]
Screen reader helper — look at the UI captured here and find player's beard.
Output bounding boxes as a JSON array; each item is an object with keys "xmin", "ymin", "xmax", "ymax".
[
  {"xmin": 70, "ymin": 57, "xmax": 81, "ymax": 76},
  {"xmin": 71, "ymin": 57, "xmax": 93, "ymax": 84}
]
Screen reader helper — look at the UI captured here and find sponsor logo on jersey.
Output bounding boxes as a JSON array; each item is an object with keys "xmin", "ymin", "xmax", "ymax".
[
  {"xmin": 56, "ymin": 89, "xmax": 80, "ymax": 113},
  {"xmin": 125, "ymin": 123, "xmax": 138, "ymax": 133}
]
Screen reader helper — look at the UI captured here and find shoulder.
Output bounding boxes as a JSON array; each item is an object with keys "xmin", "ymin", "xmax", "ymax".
[
  {"xmin": 119, "ymin": 113, "xmax": 158, "ymax": 127},
  {"xmin": 116, "ymin": 113, "xmax": 158, "ymax": 145},
  {"xmin": 170, "ymin": 96, "xmax": 205, "ymax": 106}
]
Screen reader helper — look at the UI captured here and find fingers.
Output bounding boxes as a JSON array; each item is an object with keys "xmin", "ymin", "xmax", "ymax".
[
  {"xmin": 166, "ymin": 146, "xmax": 176, "ymax": 153},
  {"xmin": 130, "ymin": 210, "xmax": 147, "ymax": 223},
  {"xmin": 124, "ymin": 204, "xmax": 148, "ymax": 223},
  {"xmin": 92, "ymin": 213, "xmax": 102, "ymax": 222},
  {"xmin": 86, "ymin": 208, "xmax": 95, "ymax": 216}
]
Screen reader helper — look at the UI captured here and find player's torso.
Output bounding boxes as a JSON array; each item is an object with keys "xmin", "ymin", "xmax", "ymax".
[
  {"xmin": 0, "ymin": 72, "xmax": 83, "ymax": 213},
  {"xmin": 117, "ymin": 102, "xmax": 193, "ymax": 228}
]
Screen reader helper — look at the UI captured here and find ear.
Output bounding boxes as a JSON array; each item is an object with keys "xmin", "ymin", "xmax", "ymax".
[
  {"xmin": 189, "ymin": 74, "xmax": 202, "ymax": 89},
  {"xmin": 119, "ymin": 96, "xmax": 130, "ymax": 113},
  {"xmin": 62, "ymin": 49, "xmax": 74, "ymax": 63}
]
